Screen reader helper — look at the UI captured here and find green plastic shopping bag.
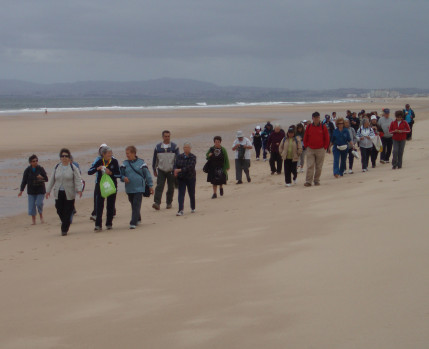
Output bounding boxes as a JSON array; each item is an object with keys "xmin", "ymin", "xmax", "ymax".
[{"xmin": 100, "ymin": 173, "xmax": 117, "ymax": 198}]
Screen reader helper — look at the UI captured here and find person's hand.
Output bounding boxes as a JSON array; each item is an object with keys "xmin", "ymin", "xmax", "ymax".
[
  {"xmin": 174, "ymin": 169, "xmax": 181, "ymax": 177},
  {"xmin": 18, "ymin": 191, "xmax": 23, "ymax": 197},
  {"xmin": 96, "ymin": 166, "xmax": 103, "ymax": 171},
  {"xmin": 124, "ymin": 177, "xmax": 130, "ymax": 183},
  {"xmin": 327, "ymin": 148, "xmax": 331, "ymax": 154},
  {"xmin": 149, "ymin": 187, "xmax": 154, "ymax": 195},
  {"xmin": 397, "ymin": 130, "xmax": 401, "ymax": 133},
  {"xmin": 105, "ymin": 168, "xmax": 112, "ymax": 175},
  {"xmin": 365, "ymin": 136, "xmax": 370, "ymax": 139},
  {"xmin": 208, "ymin": 153, "xmax": 213, "ymax": 157},
  {"xmin": 153, "ymin": 169, "xmax": 158, "ymax": 177},
  {"xmin": 77, "ymin": 191, "xmax": 82, "ymax": 198},
  {"xmin": 45, "ymin": 193, "xmax": 50, "ymax": 199},
  {"xmin": 36, "ymin": 174, "xmax": 44, "ymax": 180}
]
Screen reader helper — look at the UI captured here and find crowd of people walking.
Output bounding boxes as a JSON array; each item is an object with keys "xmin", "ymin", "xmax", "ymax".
[{"xmin": 18, "ymin": 104, "xmax": 415, "ymax": 236}]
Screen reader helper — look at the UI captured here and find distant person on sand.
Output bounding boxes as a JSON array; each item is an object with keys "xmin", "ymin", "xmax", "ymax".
[
  {"xmin": 152, "ymin": 130, "xmax": 180, "ymax": 210},
  {"xmin": 370, "ymin": 116, "xmax": 382, "ymax": 168},
  {"xmin": 90, "ymin": 144, "xmax": 108, "ymax": 221},
  {"xmin": 174, "ymin": 142, "xmax": 197, "ymax": 216},
  {"xmin": 267, "ymin": 124, "xmax": 286, "ymax": 175},
  {"xmin": 279, "ymin": 126, "xmax": 302, "ymax": 187},
  {"xmin": 18, "ymin": 154, "xmax": 48, "ymax": 225},
  {"xmin": 389, "ymin": 110, "xmax": 411, "ymax": 169},
  {"xmin": 330, "ymin": 117, "xmax": 353, "ymax": 178},
  {"xmin": 344, "ymin": 119, "xmax": 358, "ymax": 174},
  {"xmin": 206, "ymin": 136, "xmax": 230, "ymax": 199},
  {"xmin": 88, "ymin": 146, "xmax": 121, "ymax": 231},
  {"xmin": 303, "ymin": 112, "xmax": 330, "ymax": 186},
  {"xmin": 45, "ymin": 148, "xmax": 82, "ymax": 236},
  {"xmin": 356, "ymin": 118, "xmax": 375, "ymax": 172},
  {"xmin": 403, "ymin": 104, "xmax": 415, "ymax": 140},
  {"xmin": 251, "ymin": 126, "xmax": 263, "ymax": 160},
  {"xmin": 120, "ymin": 146, "xmax": 154, "ymax": 229},
  {"xmin": 232, "ymin": 131, "xmax": 252, "ymax": 184},
  {"xmin": 295, "ymin": 123, "xmax": 306, "ymax": 173},
  {"xmin": 261, "ymin": 122, "xmax": 273, "ymax": 161},
  {"xmin": 378, "ymin": 109, "xmax": 394, "ymax": 164}
]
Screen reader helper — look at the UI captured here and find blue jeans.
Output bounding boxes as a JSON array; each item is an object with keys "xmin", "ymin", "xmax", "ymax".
[
  {"xmin": 28, "ymin": 194, "xmax": 44, "ymax": 216},
  {"xmin": 333, "ymin": 147, "xmax": 347, "ymax": 176},
  {"xmin": 178, "ymin": 177, "xmax": 196, "ymax": 212},
  {"xmin": 127, "ymin": 193, "xmax": 143, "ymax": 226}
]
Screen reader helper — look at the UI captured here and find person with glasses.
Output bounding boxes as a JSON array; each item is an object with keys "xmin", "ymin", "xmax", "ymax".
[
  {"xmin": 46, "ymin": 149, "xmax": 82, "ymax": 236},
  {"xmin": 389, "ymin": 110, "xmax": 411, "ymax": 169},
  {"xmin": 18, "ymin": 154, "xmax": 48, "ymax": 225},
  {"xmin": 330, "ymin": 117, "xmax": 353, "ymax": 177}
]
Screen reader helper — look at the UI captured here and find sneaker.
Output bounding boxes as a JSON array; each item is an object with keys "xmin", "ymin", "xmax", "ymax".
[
  {"xmin": 385, "ymin": 160, "xmax": 390, "ymax": 164},
  {"xmin": 61, "ymin": 231, "xmax": 67, "ymax": 236},
  {"xmin": 293, "ymin": 180, "xmax": 297, "ymax": 185},
  {"xmin": 236, "ymin": 180, "xmax": 243, "ymax": 184},
  {"xmin": 304, "ymin": 182, "xmax": 312, "ymax": 187},
  {"xmin": 380, "ymin": 160, "xmax": 385, "ymax": 164},
  {"xmin": 314, "ymin": 182, "xmax": 320, "ymax": 186},
  {"xmin": 129, "ymin": 225, "xmax": 136, "ymax": 229},
  {"xmin": 348, "ymin": 169, "xmax": 353, "ymax": 174},
  {"xmin": 247, "ymin": 177, "xmax": 251, "ymax": 183},
  {"xmin": 285, "ymin": 183, "xmax": 292, "ymax": 187},
  {"xmin": 392, "ymin": 166, "xmax": 397, "ymax": 170},
  {"xmin": 264, "ymin": 159, "xmax": 267, "ymax": 162},
  {"xmin": 398, "ymin": 166, "xmax": 402, "ymax": 169},
  {"xmin": 211, "ymin": 193, "xmax": 217, "ymax": 199},
  {"xmin": 256, "ymin": 157, "xmax": 259, "ymax": 161},
  {"xmin": 90, "ymin": 215, "xmax": 96, "ymax": 221},
  {"xmin": 94, "ymin": 226, "xmax": 102, "ymax": 232},
  {"xmin": 299, "ymin": 167, "xmax": 304, "ymax": 173},
  {"xmin": 271, "ymin": 172, "xmax": 275, "ymax": 175},
  {"xmin": 166, "ymin": 204, "xmax": 172, "ymax": 209},
  {"xmin": 106, "ymin": 225, "xmax": 112, "ymax": 230},
  {"xmin": 152, "ymin": 203, "xmax": 160, "ymax": 210},
  {"xmin": 191, "ymin": 209, "xmax": 196, "ymax": 213},
  {"xmin": 334, "ymin": 174, "xmax": 339, "ymax": 178},
  {"xmin": 372, "ymin": 164, "xmax": 376, "ymax": 168},
  {"xmin": 176, "ymin": 211, "xmax": 184, "ymax": 216},
  {"xmin": 220, "ymin": 187, "xmax": 224, "ymax": 196}
]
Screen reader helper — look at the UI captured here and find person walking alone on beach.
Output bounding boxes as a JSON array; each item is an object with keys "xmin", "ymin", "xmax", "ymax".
[
  {"xmin": 174, "ymin": 142, "xmax": 197, "ymax": 216},
  {"xmin": 18, "ymin": 154, "xmax": 48, "ymax": 225},
  {"xmin": 152, "ymin": 130, "xmax": 179, "ymax": 210},
  {"xmin": 206, "ymin": 136, "xmax": 230, "ymax": 198},
  {"xmin": 45, "ymin": 149, "xmax": 82, "ymax": 236},
  {"xmin": 267, "ymin": 124, "xmax": 286, "ymax": 175},
  {"xmin": 232, "ymin": 131, "xmax": 252, "ymax": 184},
  {"xmin": 303, "ymin": 112, "xmax": 330, "ymax": 186},
  {"xmin": 378, "ymin": 109, "xmax": 394, "ymax": 164},
  {"xmin": 88, "ymin": 146, "xmax": 121, "ymax": 231},
  {"xmin": 389, "ymin": 110, "xmax": 411, "ymax": 169},
  {"xmin": 120, "ymin": 146, "xmax": 154, "ymax": 229},
  {"xmin": 279, "ymin": 126, "xmax": 302, "ymax": 187}
]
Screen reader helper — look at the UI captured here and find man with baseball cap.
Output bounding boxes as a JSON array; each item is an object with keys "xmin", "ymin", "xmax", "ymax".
[{"xmin": 232, "ymin": 131, "xmax": 252, "ymax": 184}]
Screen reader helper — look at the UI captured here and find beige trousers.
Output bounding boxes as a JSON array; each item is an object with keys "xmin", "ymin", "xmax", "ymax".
[{"xmin": 305, "ymin": 148, "xmax": 325, "ymax": 184}]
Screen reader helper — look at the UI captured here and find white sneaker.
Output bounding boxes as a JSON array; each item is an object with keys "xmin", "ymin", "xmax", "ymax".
[
  {"xmin": 256, "ymin": 157, "xmax": 259, "ymax": 161},
  {"xmin": 285, "ymin": 183, "xmax": 292, "ymax": 187},
  {"xmin": 191, "ymin": 209, "xmax": 196, "ymax": 213},
  {"xmin": 293, "ymin": 180, "xmax": 297, "ymax": 185},
  {"xmin": 129, "ymin": 225, "xmax": 136, "ymax": 229},
  {"xmin": 348, "ymin": 169, "xmax": 353, "ymax": 174},
  {"xmin": 176, "ymin": 211, "xmax": 184, "ymax": 216},
  {"xmin": 299, "ymin": 168, "xmax": 304, "ymax": 173}
]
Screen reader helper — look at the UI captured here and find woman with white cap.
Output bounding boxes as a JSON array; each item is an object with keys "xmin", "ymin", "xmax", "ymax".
[
  {"xmin": 251, "ymin": 126, "xmax": 263, "ymax": 160},
  {"xmin": 357, "ymin": 119, "xmax": 375, "ymax": 172},
  {"xmin": 370, "ymin": 115, "xmax": 382, "ymax": 168}
]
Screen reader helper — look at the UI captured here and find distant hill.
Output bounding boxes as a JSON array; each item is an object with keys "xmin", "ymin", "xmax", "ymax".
[{"xmin": 0, "ymin": 78, "xmax": 428, "ymax": 103}]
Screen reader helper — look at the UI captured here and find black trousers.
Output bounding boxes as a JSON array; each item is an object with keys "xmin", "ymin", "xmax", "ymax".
[
  {"xmin": 55, "ymin": 190, "xmax": 75, "ymax": 234},
  {"xmin": 347, "ymin": 149, "xmax": 354, "ymax": 170},
  {"xmin": 269, "ymin": 152, "xmax": 283, "ymax": 173},
  {"xmin": 95, "ymin": 184, "xmax": 117, "ymax": 228},
  {"xmin": 284, "ymin": 159, "xmax": 297, "ymax": 184},
  {"xmin": 380, "ymin": 137, "xmax": 393, "ymax": 162},
  {"xmin": 370, "ymin": 146, "xmax": 379, "ymax": 166},
  {"xmin": 254, "ymin": 144, "xmax": 262, "ymax": 158},
  {"xmin": 360, "ymin": 147, "xmax": 371, "ymax": 170},
  {"xmin": 178, "ymin": 178, "xmax": 196, "ymax": 211}
]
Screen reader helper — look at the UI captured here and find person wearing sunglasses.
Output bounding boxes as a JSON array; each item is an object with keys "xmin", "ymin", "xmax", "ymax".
[
  {"xmin": 18, "ymin": 154, "xmax": 48, "ymax": 225},
  {"xmin": 46, "ymin": 148, "xmax": 82, "ymax": 236},
  {"xmin": 330, "ymin": 117, "xmax": 353, "ymax": 177}
]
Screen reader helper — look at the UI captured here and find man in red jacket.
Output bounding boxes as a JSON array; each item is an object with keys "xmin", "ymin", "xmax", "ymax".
[
  {"xmin": 303, "ymin": 112, "xmax": 330, "ymax": 186},
  {"xmin": 389, "ymin": 110, "xmax": 410, "ymax": 169}
]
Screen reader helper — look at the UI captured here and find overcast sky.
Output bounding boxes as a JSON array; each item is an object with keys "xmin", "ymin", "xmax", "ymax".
[{"xmin": 0, "ymin": 0, "xmax": 428, "ymax": 89}]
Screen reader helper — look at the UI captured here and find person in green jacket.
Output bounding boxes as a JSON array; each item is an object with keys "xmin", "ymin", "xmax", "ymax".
[{"xmin": 206, "ymin": 136, "xmax": 230, "ymax": 199}]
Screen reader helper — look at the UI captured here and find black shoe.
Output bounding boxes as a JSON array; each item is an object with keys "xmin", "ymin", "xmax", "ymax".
[
  {"xmin": 236, "ymin": 180, "xmax": 243, "ymax": 184},
  {"xmin": 247, "ymin": 177, "xmax": 251, "ymax": 183},
  {"xmin": 61, "ymin": 231, "xmax": 67, "ymax": 236},
  {"xmin": 372, "ymin": 164, "xmax": 376, "ymax": 168},
  {"xmin": 392, "ymin": 166, "xmax": 397, "ymax": 170},
  {"xmin": 211, "ymin": 193, "xmax": 217, "ymax": 199},
  {"xmin": 220, "ymin": 188, "xmax": 224, "ymax": 196},
  {"xmin": 271, "ymin": 172, "xmax": 275, "ymax": 175}
]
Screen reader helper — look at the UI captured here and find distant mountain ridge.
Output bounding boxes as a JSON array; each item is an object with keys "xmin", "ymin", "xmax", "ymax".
[{"xmin": 0, "ymin": 78, "xmax": 427, "ymax": 103}]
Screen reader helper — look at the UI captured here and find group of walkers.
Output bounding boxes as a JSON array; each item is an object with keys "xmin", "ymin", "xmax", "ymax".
[{"xmin": 18, "ymin": 104, "xmax": 415, "ymax": 236}]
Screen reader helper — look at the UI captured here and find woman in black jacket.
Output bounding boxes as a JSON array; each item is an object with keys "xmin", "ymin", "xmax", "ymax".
[{"xmin": 18, "ymin": 154, "xmax": 48, "ymax": 225}]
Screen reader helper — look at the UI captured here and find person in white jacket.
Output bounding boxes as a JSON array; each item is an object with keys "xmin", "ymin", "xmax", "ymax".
[
  {"xmin": 356, "ymin": 119, "xmax": 375, "ymax": 172},
  {"xmin": 46, "ymin": 148, "xmax": 82, "ymax": 236}
]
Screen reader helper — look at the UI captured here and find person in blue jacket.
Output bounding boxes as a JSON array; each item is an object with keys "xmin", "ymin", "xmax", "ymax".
[
  {"xmin": 120, "ymin": 146, "xmax": 154, "ymax": 229},
  {"xmin": 330, "ymin": 117, "xmax": 353, "ymax": 177}
]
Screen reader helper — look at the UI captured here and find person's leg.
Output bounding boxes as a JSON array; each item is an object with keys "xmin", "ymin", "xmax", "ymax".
[
  {"xmin": 397, "ymin": 140, "xmax": 406, "ymax": 168},
  {"xmin": 243, "ymin": 160, "xmax": 251, "ymax": 181},
  {"xmin": 407, "ymin": 124, "xmax": 413, "ymax": 140},
  {"xmin": 313, "ymin": 148, "xmax": 326, "ymax": 184},
  {"xmin": 339, "ymin": 150, "xmax": 347, "ymax": 175},
  {"xmin": 128, "ymin": 193, "xmax": 135, "ymax": 225},
  {"xmin": 105, "ymin": 193, "xmax": 117, "ymax": 227},
  {"xmin": 91, "ymin": 186, "xmax": 97, "ymax": 217},
  {"xmin": 360, "ymin": 148, "xmax": 366, "ymax": 169},
  {"xmin": 370, "ymin": 147, "xmax": 378, "ymax": 167},
  {"xmin": 255, "ymin": 144, "xmax": 261, "ymax": 159},
  {"xmin": 284, "ymin": 159, "xmax": 292, "ymax": 184},
  {"xmin": 95, "ymin": 191, "xmax": 105, "ymax": 227},
  {"xmin": 385, "ymin": 137, "xmax": 393, "ymax": 162},
  {"xmin": 130, "ymin": 193, "xmax": 142, "ymax": 226},
  {"xmin": 380, "ymin": 137, "xmax": 387, "ymax": 161},
  {"xmin": 28, "ymin": 194, "xmax": 36, "ymax": 219},
  {"xmin": 212, "ymin": 185, "xmax": 217, "ymax": 194},
  {"xmin": 154, "ymin": 170, "xmax": 166, "ymax": 205},
  {"xmin": 299, "ymin": 149, "xmax": 306, "ymax": 170},
  {"xmin": 291, "ymin": 161, "xmax": 298, "ymax": 181},
  {"xmin": 269, "ymin": 152, "xmax": 277, "ymax": 173},
  {"xmin": 276, "ymin": 153, "xmax": 283, "ymax": 174},
  {"xmin": 235, "ymin": 159, "xmax": 242, "ymax": 181},
  {"xmin": 166, "ymin": 172, "xmax": 176, "ymax": 206},
  {"xmin": 363, "ymin": 148, "xmax": 370, "ymax": 170},
  {"xmin": 262, "ymin": 141, "xmax": 267, "ymax": 160},
  {"xmin": 392, "ymin": 140, "xmax": 399, "ymax": 168},
  {"xmin": 62, "ymin": 198, "xmax": 75, "ymax": 233},
  {"xmin": 332, "ymin": 147, "xmax": 340, "ymax": 176},
  {"xmin": 305, "ymin": 148, "xmax": 316, "ymax": 184},
  {"xmin": 35, "ymin": 194, "xmax": 45, "ymax": 222},
  {"xmin": 348, "ymin": 149, "xmax": 354, "ymax": 170},
  {"xmin": 188, "ymin": 178, "xmax": 196, "ymax": 210},
  {"xmin": 177, "ymin": 179, "xmax": 186, "ymax": 211}
]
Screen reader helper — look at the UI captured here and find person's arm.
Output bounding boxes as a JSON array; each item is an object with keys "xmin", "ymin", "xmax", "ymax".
[
  {"xmin": 45, "ymin": 166, "xmax": 57, "ymax": 199},
  {"xmin": 402, "ymin": 122, "xmax": 411, "ymax": 133},
  {"xmin": 296, "ymin": 137, "xmax": 303, "ymax": 156},
  {"xmin": 222, "ymin": 147, "xmax": 230, "ymax": 171},
  {"xmin": 40, "ymin": 167, "xmax": 48, "ymax": 182},
  {"xmin": 112, "ymin": 159, "xmax": 121, "ymax": 179},
  {"xmin": 324, "ymin": 125, "xmax": 331, "ymax": 149},
  {"xmin": 72, "ymin": 165, "xmax": 83, "ymax": 197},
  {"xmin": 142, "ymin": 166, "xmax": 154, "ymax": 188},
  {"xmin": 246, "ymin": 139, "xmax": 253, "ymax": 149},
  {"xmin": 120, "ymin": 162, "xmax": 127, "ymax": 182},
  {"xmin": 88, "ymin": 159, "xmax": 100, "ymax": 175},
  {"xmin": 232, "ymin": 140, "xmax": 239, "ymax": 151},
  {"xmin": 18, "ymin": 167, "xmax": 29, "ymax": 196},
  {"xmin": 152, "ymin": 146, "xmax": 158, "ymax": 176},
  {"xmin": 206, "ymin": 147, "xmax": 213, "ymax": 160}
]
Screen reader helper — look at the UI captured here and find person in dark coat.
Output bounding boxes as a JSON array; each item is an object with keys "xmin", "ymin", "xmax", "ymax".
[{"xmin": 206, "ymin": 136, "xmax": 230, "ymax": 199}]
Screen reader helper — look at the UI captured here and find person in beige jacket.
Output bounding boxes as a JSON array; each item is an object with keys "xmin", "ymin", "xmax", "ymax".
[
  {"xmin": 279, "ymin": 126, "xmax": 303, "ymax": 187},
  {"xmin": 46, "ymin": 148, "xmax": 82, "ymax": 236}
]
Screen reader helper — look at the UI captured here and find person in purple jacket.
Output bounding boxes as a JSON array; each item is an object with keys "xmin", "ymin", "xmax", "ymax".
[{"xmin": 266, "ymin": 124, "xmax": 286, "ymax": 175}]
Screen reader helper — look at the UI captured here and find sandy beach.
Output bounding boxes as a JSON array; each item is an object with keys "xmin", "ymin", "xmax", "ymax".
[{"xmin": 1, "ymin": 98, "xmax": 429, "ymax": 348}]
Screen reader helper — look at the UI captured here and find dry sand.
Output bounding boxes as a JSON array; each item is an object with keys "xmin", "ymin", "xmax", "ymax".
[{"xmin": 1, "ymin": 99, "xmax": 429, "ymax": 348}]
